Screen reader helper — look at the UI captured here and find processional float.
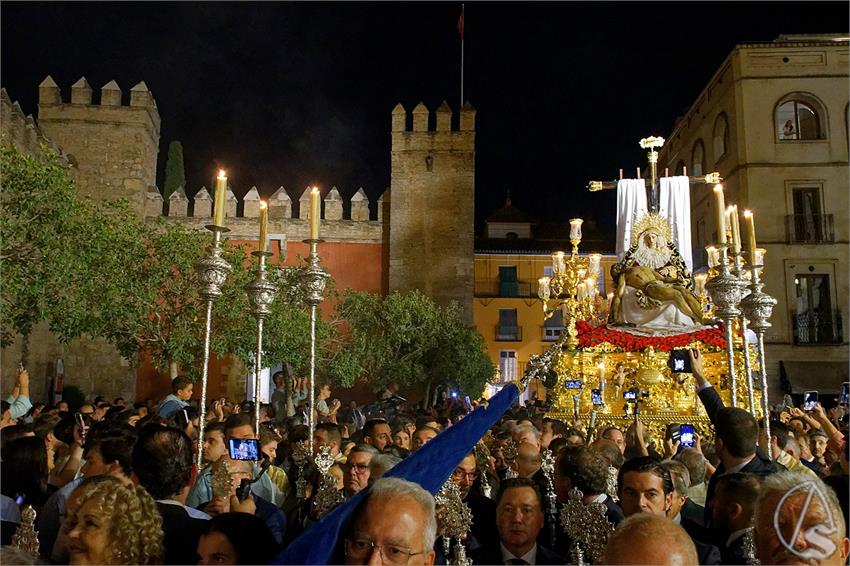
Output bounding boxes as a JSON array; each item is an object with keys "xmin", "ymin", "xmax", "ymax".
[{"xmin": 525, "ymin": 136, "xmax": 777, "ymax": 456}]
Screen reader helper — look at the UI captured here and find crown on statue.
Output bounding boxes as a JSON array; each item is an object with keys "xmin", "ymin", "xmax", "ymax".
[{"xmin": 630, "ymin": 212, "xmax": 672, "ymax": 244}]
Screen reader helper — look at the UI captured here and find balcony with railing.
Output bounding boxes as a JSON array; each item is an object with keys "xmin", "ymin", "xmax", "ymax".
[
  {"xmin": 475, "ymin": 280, "xmax": 534, "ymax": 298},
  {"xmin": 792, "ymin": 310, "xmax": 844, "ymax": 345},
  {"xmin": 495, "ymin": 325, "xmax": 523, "ymax": 342},
  {"xmin": 785, "ymin": 214, "xmax": 835, "ymax": 244}
]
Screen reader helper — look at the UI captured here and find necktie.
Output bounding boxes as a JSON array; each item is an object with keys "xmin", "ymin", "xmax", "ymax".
[{"xmin": 505, "ymin": 559, "xmax": 528, "ymax": 565}]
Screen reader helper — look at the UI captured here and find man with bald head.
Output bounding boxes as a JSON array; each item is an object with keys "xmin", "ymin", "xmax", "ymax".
[{"xmin": 603, "ymin": 513, "xmax": 698, "ymax": 565}]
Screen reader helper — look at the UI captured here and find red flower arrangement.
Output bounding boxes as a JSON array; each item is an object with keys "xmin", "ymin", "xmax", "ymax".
[{"xmin": 576, "ymin": 321, "xmax": 726, "ymax": 352}]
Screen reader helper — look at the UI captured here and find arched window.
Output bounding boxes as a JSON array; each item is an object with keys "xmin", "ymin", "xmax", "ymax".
[
  {"xmin": 776, "ymin": 95, "xmax": 825, "ymax": 140},
  {"xmin": 713, "ymin": 113, "xmax": 728, "ymax": 160},
  {"xmin": 674, "ymin": 160, "xmax": 686, "ymax": 175},
  {"xmin": 691, "ymin": 140, "xmax": 705, "ymax": 177}
]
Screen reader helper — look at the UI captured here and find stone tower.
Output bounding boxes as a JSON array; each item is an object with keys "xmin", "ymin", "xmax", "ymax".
[
  {"xmin": 36, "ymin": 76, "xmax": 161, "ymax": 216},
  {"xmin": 389, "ymin": 101, "xmax": 476, "ymax": 323}
]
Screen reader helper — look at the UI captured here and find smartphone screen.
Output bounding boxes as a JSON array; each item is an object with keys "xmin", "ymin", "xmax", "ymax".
[
  {"xmin": 840, "ymin": 382, "xmax": 849, "ymax": 406},
  {"xmin": 680, "ymin": 424, "xmax": 695, "ymax": 448},
  {"xmin": 803, "ymin": 391, "xmax": 818, "ymax": 412},
  {"xmin": 564, "ymin": 380, "xmax": 583, "ymax": 389},
  {"xmin": 591, "ymin": 389, "xmax": 604, "ymax": 405},
  {"xmin": 623, "ymin": 390, "xmax": 637, "ymax": 400},
  {"xmin": 464, "ymin": 395, "xmax": 472, "ymax": 410},
  {"xmin": 228, "ymin": 438, "xmax": 259, "ymax": 461},
  {"xmin": 668, "ymin": 350, "xmax": 692, "ymax": 373},
  {"xmin": 176, "ymin": 409, "xmax": 189, "ymax": 429}
]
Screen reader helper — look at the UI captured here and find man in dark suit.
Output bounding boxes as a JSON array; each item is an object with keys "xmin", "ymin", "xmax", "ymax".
[
  {"xmin": 689, "ymin": 348, "xmax": 777, "ymax": 526},
  {"xmin": 711, "ymin": 473, "xmax": 761, "ymax": 565},
  {"xmin": 470, "ymin": 478, "xmax": 564, "ymax": 565},
  {"xmin": 132, "ymin": 426, "xmax": 209, "ymax": 565},
  {"xmin": 619, "ymin": 457, "xmax": 721, "ymax": 565},
  {"xmin": 660, "ymin": 459, "xmax": 722, "ymax": 564},
  {"xmin": 450, "ymin": 453, "xmax": 498, "ymax": 551}
]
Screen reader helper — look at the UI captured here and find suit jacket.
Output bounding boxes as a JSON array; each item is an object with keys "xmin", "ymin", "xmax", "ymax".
[
  {"xmin": 470, "ymin": 542, "xmax": 565, "ymax": 565},
  {"xmin": 602, "ymin": 495, "xmax": 625, "ymax": 525},
  {"xmin": 464, "ymin": 490, "xmax": 498, "ymax": 551},
  {"xmin": 156, "ymin": 502, "xmax": 207, "ymax": 565},
  {"xmin": 698, "ymin": 386, "xmax": 777, "ymax": 526},
  {"xmin": 681, "ymin": 498, "xmax": 706, "ymax": 528},
  {"xmin": 694, "ymin": 538, "xmax": 722, "ymax": 565},
  {"xmin": 721, "ymin": 535, "xmax": 748, "ymax": 566}
]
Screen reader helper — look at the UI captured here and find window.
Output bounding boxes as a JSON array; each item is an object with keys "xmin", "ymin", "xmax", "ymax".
[
  {"xmin": 793, "ymin": 274, "xmax": 841, "ymax": 344},
  {"xmin": 791, "ymin": 187, "xmax": 823, "ymax": 242},
  {"xmin": 691, "ymin": 140, "xmax": 705, "ymax": 177},
  {"xmin": 543, "ymin": 309, "xmax": 563, "ymax": 341},
  {"xmin": 777, "ymin": 97, "xmax": 823, "ymax": 141},
  {"xmin": 674, "ymin": 160, "xmax": 686, "ymax": 175},
  {"xmin": 499, "ymin": 351, "xmax": 517, "ymax": 382},
  {"xmin": 498, "ymin": 266, "xmax": 518, "ymax": 297},
  {"xmin": 713, "ymin": 113, "xmax": 728, "ymax": 159},
  {"xmin": 497, "ymin": 308, "xmax": 521, "ymax": 341},
  {"xmin": 694, "ymin": 219, "xmax": 706, "ymax": 269}
]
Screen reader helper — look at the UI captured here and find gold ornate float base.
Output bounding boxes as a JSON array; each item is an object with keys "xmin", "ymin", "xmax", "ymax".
[{"xmin": 547, "ymin": 342, "xmax": 763, "ymax": 446}]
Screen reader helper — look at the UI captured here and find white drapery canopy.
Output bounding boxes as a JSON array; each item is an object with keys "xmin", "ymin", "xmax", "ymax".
[{"xmin": 615, "ymin": 176, "xmax": 692, "ymax": 271}]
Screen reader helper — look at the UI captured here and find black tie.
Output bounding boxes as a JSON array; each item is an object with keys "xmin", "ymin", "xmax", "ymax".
[{"xmin": 505, "ymin": 559, "xmax": 528, "ymax": 565}]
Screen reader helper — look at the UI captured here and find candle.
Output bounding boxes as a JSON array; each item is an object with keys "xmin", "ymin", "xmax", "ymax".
[
  {"xmin": 569, "ymin": 218, "xmax": 584, "ymax": 241},
  {"xmin": 552, "ymin": 251, "xmax": 565, "ymax": 274},
  {"xmin": 538, "ymin": 277, "xmax": 550, "ymax": 301},
  {"xmin": 577, "ymin": 283, "xmax": 587, "ymax": 301},
  {"xmin": 754, "ymin": 247, "xmax": 766, "ymax": 267},
  {"xmin": 259, "ymin": 201, "xmax": 268, "ymax": 253},
  {"xmin": 729, "ymin": 205, "xmax": 741, "ymax": 255},
  {"xmin": 309, "ymin": 187, "xmax": 321, "ymax": 240},
  {"xmin": 213, "ymin": 170, "xmax": 227, "ymax": 227},
  {"xmin": 588, "ymin": 254, "xmax": 602, "ymax": 278},
  {"xmin": 706, "ymin": 246, "xmax": 719, "ymax": 268},
  {"xmin": 713, "ymin": 185, "xmax": 727, "ymax": 244},
  {"xmin": 694, "ymin": 273, "xmax": 707, "ymax": 296},
  {"xmin": 607, "ymin": 291, "xmax": 614, "ymax": 306},
  {"xmin": 598, "ymin": 362, "xmax": 606, "ymax": 383},
  {"xmin": 585, "ymin": 278, "xmax": 596, "ymax": 299},
  {"xmin": 743, "ymin": 210, "xmax": 757, "ymax": 261}
]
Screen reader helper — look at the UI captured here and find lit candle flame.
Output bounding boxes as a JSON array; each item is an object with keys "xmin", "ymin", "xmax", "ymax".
[
  {"xmin": 260, "ymin": 200, "xmax": 267, "ymax": 210},
  {"xmin": 218, "ymin": 169, "xmax": 226, "ymax": 179}
]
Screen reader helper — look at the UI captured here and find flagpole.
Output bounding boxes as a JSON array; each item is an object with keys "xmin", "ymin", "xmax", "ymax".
[{"xmin": 460, "ymin": 3, "xmax": 465, "ymax": 108}]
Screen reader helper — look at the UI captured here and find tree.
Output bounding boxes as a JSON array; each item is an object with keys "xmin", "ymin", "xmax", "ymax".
[
  {"xmin": 163, "ymin": 140, "xmax": 186, "ymax": 200},
  {"xmin": 337, "ymin": 290, "xmax": 494, "ymax": 397}
]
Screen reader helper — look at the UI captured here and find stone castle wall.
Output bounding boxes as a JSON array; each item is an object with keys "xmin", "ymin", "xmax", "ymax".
[
  {"xmin": 389, "ymin": 101, "xmax": 476, "ymax": 322},
  {"xmin": 36, "ymin": 76, "xmax": 160, "ymax": 217}
]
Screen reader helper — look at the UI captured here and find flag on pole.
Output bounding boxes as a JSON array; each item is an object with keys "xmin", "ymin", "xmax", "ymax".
[
  {"xmin": 457, "ymin": 4, "xmax": 464, "ymax": 39},
  {"xmin": 273, "ymin": 382, "xmax": 520, "ymax": 565}
]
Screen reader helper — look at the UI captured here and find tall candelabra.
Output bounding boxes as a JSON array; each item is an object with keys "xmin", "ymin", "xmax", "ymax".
[
  {"xmin": 538, "ymin": 219, "xmax": 600, "ymax": 350},
  {"xmin": 541, "ymin": 448, "xmax": 559, "ymax": 547},
  {"xmin": 730, "ymin": 251, "xmax": 757, "ymax": 415},
  {"xmin": 705, "ymin": 244, "xmax": 747, "ymax": 407},
  {"xmin": 194, "ymin": 225, "xmax": 232, "ymax": 468},
  {"xmin": 302, "ymin": 239, "xmax": 329, "ymax": 455},
  {"xmin": 741, "ymin": 259, "xmax": 777, "ymax": 459},
  {"xmin": 245, "ymin": 250, "xmax": 276, "ymax": 437}
]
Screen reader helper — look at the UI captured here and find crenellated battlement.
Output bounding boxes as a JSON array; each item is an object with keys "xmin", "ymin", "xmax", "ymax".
[
  {"xmin": 0, "ymin": 88, "xmax": 68, "ymax": 161},
  {"xmin": 147, "ymin": 185, "xmax": 387, "ymax": 243},
  {"xmin": 36, "ymin": 75, "xmax": 161, "ymax": 217},
  {"xmin": 391, "ymin": 100, "xmax": 476, "ymax": 153}
]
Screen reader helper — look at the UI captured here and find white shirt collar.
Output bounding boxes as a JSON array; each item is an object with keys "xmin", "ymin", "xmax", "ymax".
[
  {"xmin": 590, "ymin": 493, "xmax": 607, "ymax": 504},
  {"xmin": 672, "ymin": 512, "xmax": 682, "ymax": 524},
  {"xmin": 500, "ymin": 542, "xmax": 537, "ymax": 565}
]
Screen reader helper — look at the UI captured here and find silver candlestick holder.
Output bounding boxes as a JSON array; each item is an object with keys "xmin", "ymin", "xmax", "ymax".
[
  {"xmin": 245, "ymin": 250, "xmax": 277, "ymax": 437},
  {"xmin": 541, "ymin": 448, "xmax": 559, "ymax": 547},
  {"xmin": 474, "ymin": 442, "xmax": 493, "ymax": 499},
  {"xmin": 302, "ymin": 239, "xmax": 329, "ymax": 455},
  {"xmin": 194, "ymin": 224, "xmax": 232, "ymax": 469},
  {"xmin": 559, "ymin": 487, "xmax": 615, "ymax": 565},
  {"xmin": 435, "ymin": 479, "xmax": 473, "ymax": 566},
  {"xmin": 706, "ymin": 244, "xmax": 747, "ymax": 407},
  {"xmin": 731, "ymin": 252, "xmax": 757, "ymax": 415},
  {"xmin": 741, "ymin": 261, "xmax": 777, "ymax": 460}
]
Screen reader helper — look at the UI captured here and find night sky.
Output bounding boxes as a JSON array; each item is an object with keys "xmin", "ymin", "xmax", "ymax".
[{"xmin": 2, "ymin": 2, "xmax": 847, "ymax": 235}]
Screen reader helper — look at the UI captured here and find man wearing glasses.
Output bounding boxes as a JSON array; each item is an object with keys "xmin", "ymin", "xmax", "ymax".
[
  {"xmin": 451, "ymin": 453, "xmax": 498, "ymax": 551},
  {"xmin": 344, "ymin": 444, "xmax": 379, "ymax": 497},
  {"xmin": 342, "ymin": 477, "xmax": 436, "ymax": 565}
]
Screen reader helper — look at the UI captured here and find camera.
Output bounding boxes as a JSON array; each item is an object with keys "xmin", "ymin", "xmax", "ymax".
[
  {"xmin": 840, "ymin": 382, "xmax": 849, "ymax": 406},
  {"xmin": 667, "ymin": 350, "xmax": 692, "ymax": 374},
  {"xmin": 228, "ymin": 438, "xmax": 259, "ymax": 461}
]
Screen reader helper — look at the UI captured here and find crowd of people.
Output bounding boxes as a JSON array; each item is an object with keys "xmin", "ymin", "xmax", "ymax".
[{"xmin": 1, "ymin": 350, "xmax": 848, "ymax": 565}]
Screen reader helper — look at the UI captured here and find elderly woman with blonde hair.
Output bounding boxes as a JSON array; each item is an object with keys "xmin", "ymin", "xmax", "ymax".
[{"xmin": 63, "ymin": 475, "xmax": 164, "ymax": 565}]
